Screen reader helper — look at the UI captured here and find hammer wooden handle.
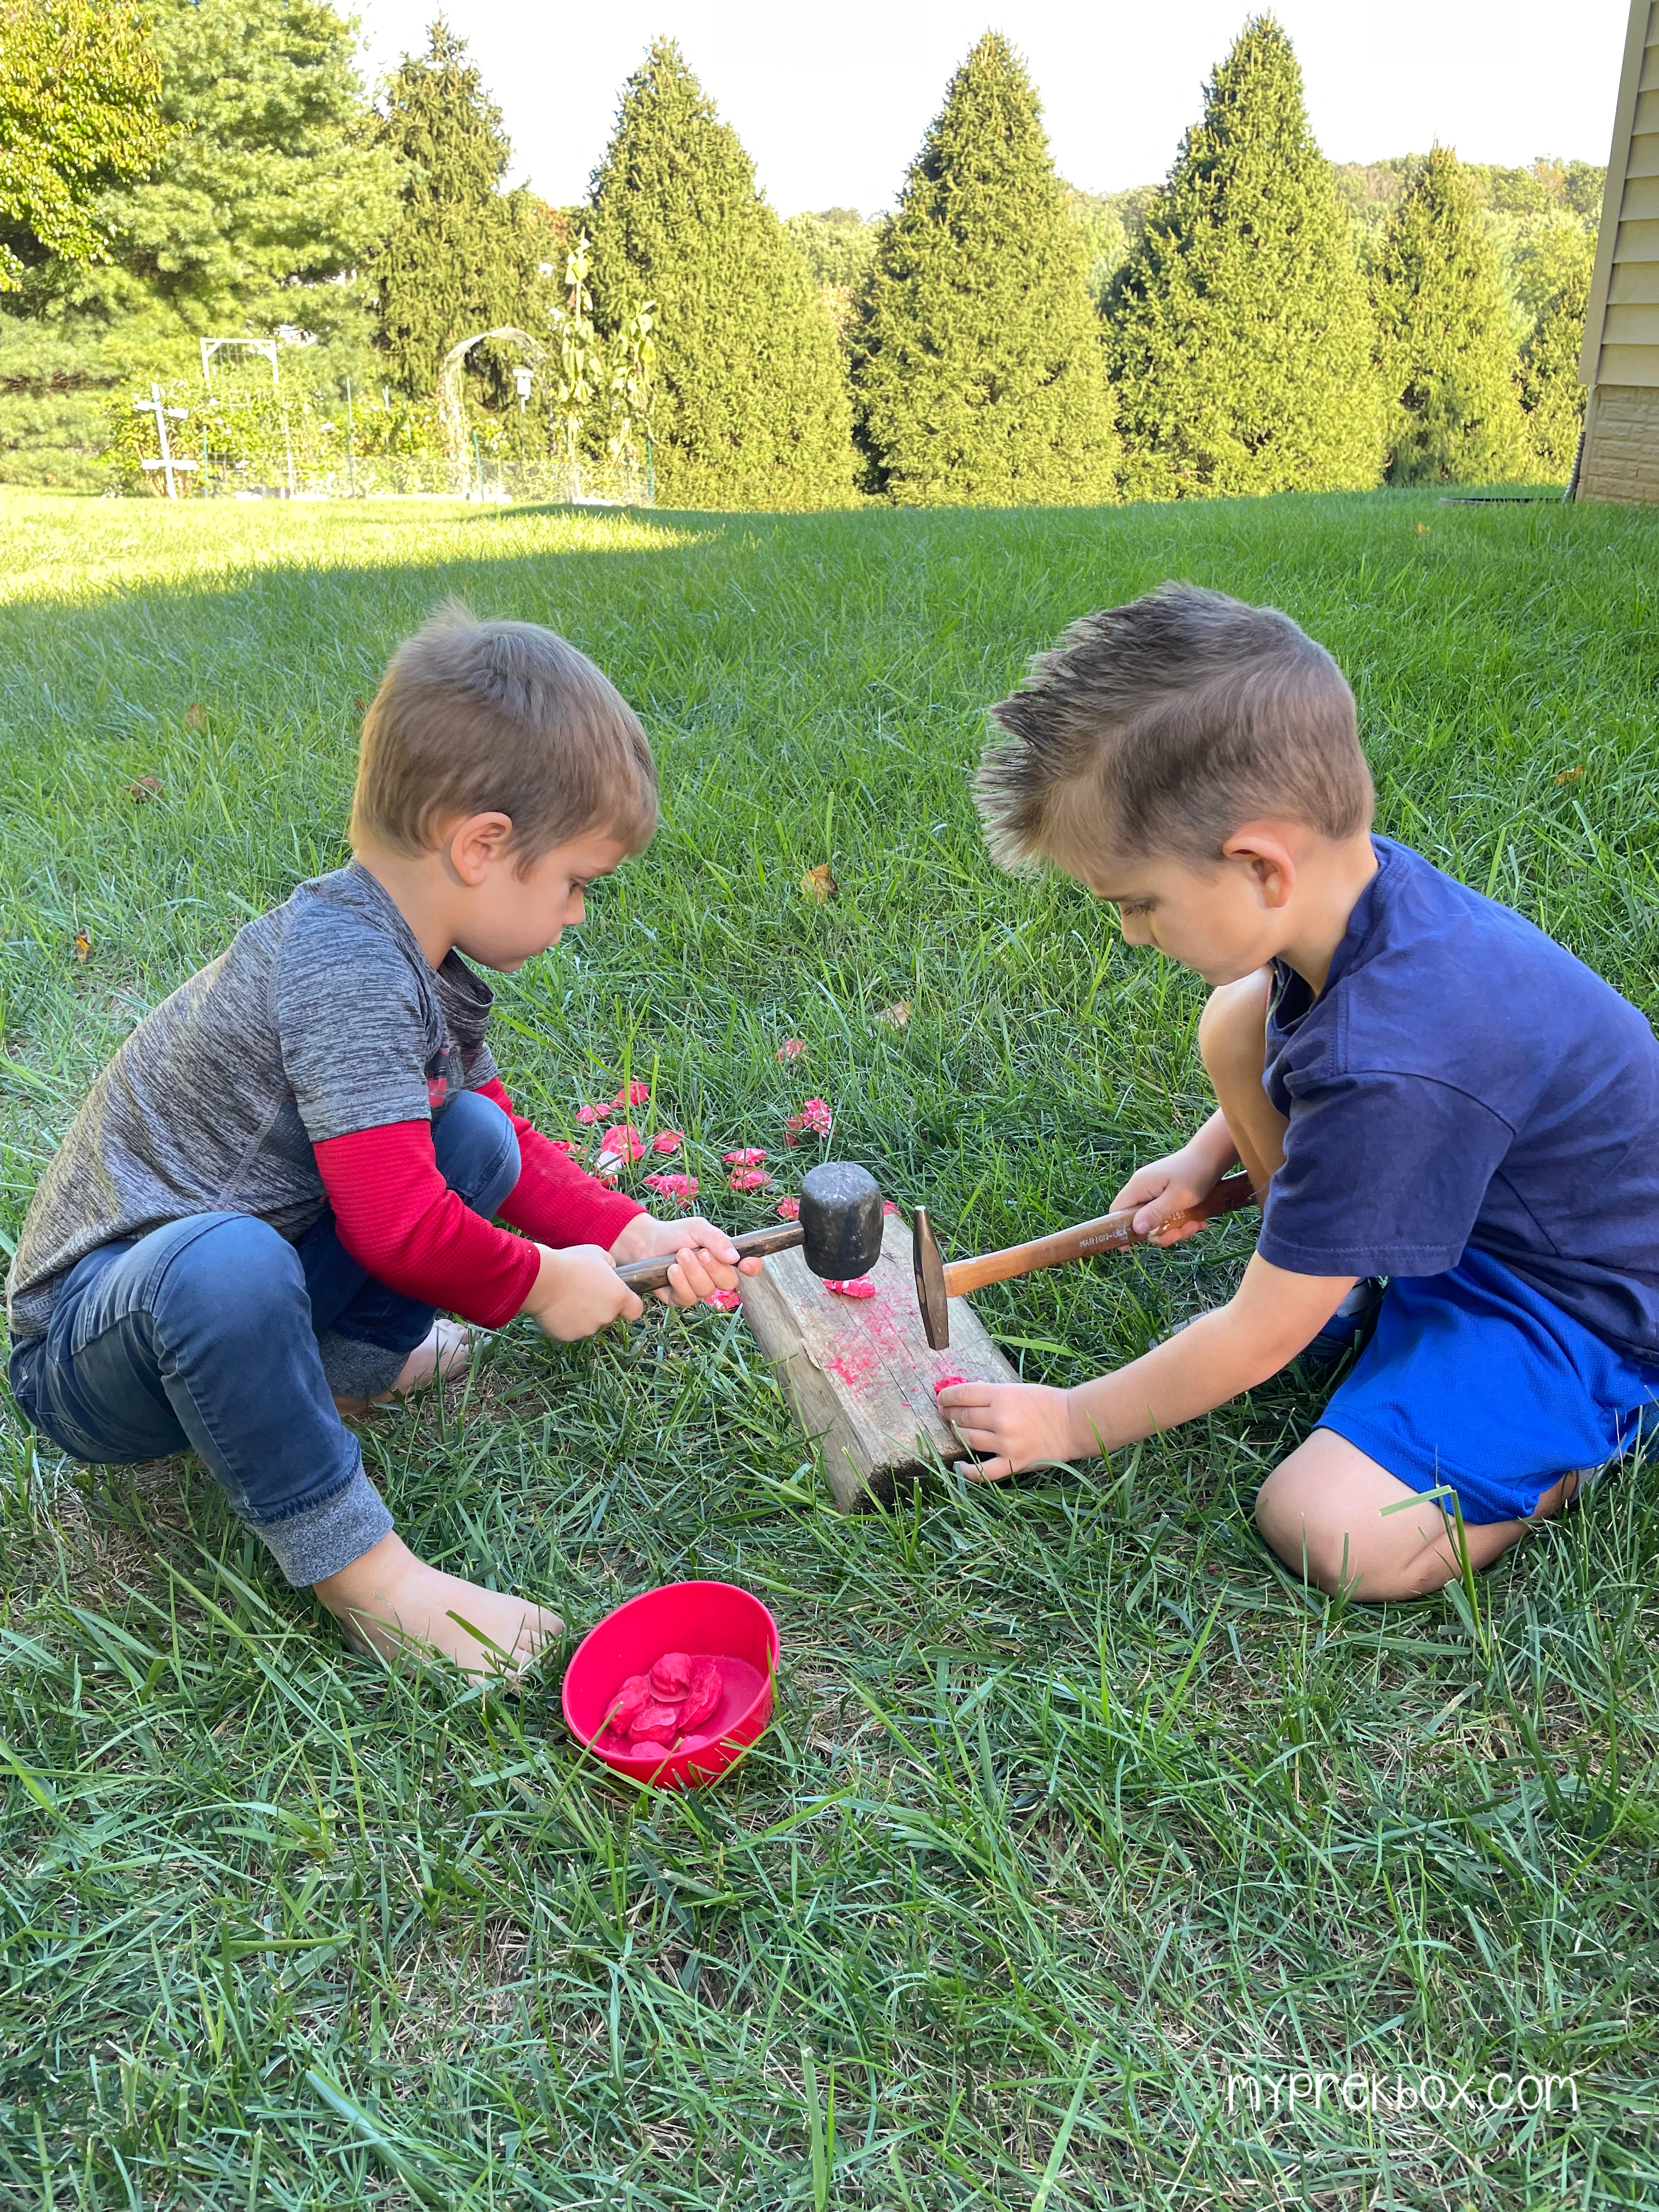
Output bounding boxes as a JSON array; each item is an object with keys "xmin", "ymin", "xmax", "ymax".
[
  {"xmin": 613, "ymin": 1220, "xmax": 805, "ymax": 1295},
  {"xmin": 940, "ymin": 1170, "xmax": 1257, "ymax": 1300}
]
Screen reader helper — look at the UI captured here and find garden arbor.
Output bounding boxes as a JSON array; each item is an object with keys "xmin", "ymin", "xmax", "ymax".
[{"xmin": 436, "ymin": 325, "xmax": 544, "ymax": 494}]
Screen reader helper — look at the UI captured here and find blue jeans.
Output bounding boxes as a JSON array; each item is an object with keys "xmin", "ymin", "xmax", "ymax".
[{"xmin": 8, "ymin": 1091, "xmax": 520, "ymax": 1587}]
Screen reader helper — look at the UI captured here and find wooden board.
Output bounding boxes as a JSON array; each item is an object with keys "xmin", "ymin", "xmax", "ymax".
[{"xmin": 737, "ymin": 1215, "xmax": 1019, "ymax": 1511}]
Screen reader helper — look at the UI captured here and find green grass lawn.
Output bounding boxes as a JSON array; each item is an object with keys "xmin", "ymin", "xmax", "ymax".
[{"xmin": 2, "ymin": 484, "xmax": 1657, "ymax": 2209}]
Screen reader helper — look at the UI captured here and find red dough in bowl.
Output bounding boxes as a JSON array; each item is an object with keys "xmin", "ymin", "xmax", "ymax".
[
  {"xmin": 563, "ymin": 1581, "xmax": 781, "ymax": 1791},
  {"xmin": 648, "ymin": 1651, "xmax": 695, "ymax": 1697},
  {"xmin": 601, "ymin": 1649, "xmax": 731, "ymax": 1751}
]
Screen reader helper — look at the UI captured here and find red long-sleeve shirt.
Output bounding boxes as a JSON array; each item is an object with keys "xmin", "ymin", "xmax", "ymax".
[{"xmin": 312, "ymin": 1079, "xmax": 644, "ymax": 1329}]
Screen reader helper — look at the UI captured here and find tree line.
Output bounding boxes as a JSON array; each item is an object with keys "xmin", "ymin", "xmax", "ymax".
[{"xmin": 0, "ymin": 2, "xmax": 1603, "ymax": 505}]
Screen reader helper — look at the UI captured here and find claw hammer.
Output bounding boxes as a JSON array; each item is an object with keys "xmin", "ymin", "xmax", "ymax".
[{"xmin": 910, "ymin": 1170, "xmax": 1258, "ymax": 1350}]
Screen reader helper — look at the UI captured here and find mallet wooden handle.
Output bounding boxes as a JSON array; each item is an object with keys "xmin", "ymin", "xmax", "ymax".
[
  {"xmin": 614, "ymin": 1221, "xmax": 805, "ymax": 1296},
  {"xmin": 941, "ymin": 1169, "xmax": 1257, "ymax": 1300}
]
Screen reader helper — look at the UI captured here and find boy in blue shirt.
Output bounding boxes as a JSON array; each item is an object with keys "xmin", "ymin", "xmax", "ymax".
[{"xmin": 939, "ymin": 583, "xmax": 1659, "ymax": 1600}]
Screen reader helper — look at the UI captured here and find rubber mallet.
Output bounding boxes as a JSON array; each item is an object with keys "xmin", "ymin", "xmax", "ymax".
[{"xmin": 614, "ymin": 1160, "xmax": 885, "ymax": 1295}]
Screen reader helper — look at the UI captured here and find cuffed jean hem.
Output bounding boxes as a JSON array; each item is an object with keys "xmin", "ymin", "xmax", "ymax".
[
  {"xmin": 317, "ymin": 1330, "xmax": 408, "ymax": 1402},
  {"xmin": 255, "ymin": 1466, "xmax": 395, "ymax": 1587}
]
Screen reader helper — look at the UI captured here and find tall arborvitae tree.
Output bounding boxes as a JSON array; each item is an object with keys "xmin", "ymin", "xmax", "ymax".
[
  {"xmin": 586, "ymin": 40, "xmax": 855, "ymax": 510},
  {"xmin": 1108, "ymin": 16, "xmax": 1383, "ymax": 499},
  {"xmin": 1371, "ymin": 146, "xmax": 1528, "ymax": 485},
  {"xmin": 373, "ymin": 20, "xmax": 540, "ymax": 398},
  {"xmin": 0, "ymin": 0, "xmax": 398, "ymax": 488},
  {"xmin": 1517, "ymin": 222, "xmax": 1595, "ymax": 478},
  {"xmin": 854, "ymin": 33, "xmax": 1118, "ymax": 506}
]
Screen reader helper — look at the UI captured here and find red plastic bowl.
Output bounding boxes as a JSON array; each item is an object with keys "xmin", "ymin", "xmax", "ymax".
[{"xmin": 561, "ymin": 1580, "xmax": 780, "ymax": 1790}]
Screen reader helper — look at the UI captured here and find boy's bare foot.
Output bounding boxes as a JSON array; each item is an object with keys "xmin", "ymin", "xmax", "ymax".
[
  {"xmin": 332, "ymin": 1321, "xmax": 481, "ymax": 1420},
  {"xmin": 312, "ymin": 1531, "xmax": 561, "ymax": 1684},
  {"xmin": 394, "ymin": 1318, "xmax": 478, "ymax": 1394}
]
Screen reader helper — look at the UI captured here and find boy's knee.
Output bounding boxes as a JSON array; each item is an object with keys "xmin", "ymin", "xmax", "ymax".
[
  {"xmin": 433, "ymin": 1088, "xmax": 520, "ymax": 1217},
  {"xmin": 1255, "ymin": 1462, "xmax": 1349, "ymax": 1591},
  {"xmin": 1198, "ymin": 966, "xmax": 1273, "ymax": 1084},
  {"xmin": 152, "ymin": 1214, "xmax": 306, "ymax": 1344}
]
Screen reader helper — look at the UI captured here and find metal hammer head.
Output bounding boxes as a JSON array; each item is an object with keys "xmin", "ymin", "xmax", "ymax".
[
  {"xmin": 798, "ymin": 1162, "xmax": 884, "ymax": 1279},
  {"xmin": 912, "ymin": 1206, "xmax": 950, "ymax": 1348}
]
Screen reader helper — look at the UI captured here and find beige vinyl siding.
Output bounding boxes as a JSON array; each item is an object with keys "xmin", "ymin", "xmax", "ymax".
[{"xmin": 1578, "ymin": 1, "xmax": 1659, "ymax": 497}]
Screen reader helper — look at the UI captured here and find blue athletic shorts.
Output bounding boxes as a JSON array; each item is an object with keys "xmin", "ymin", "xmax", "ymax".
[{"xmin": 1317, "ymin": 1246, "xmax": 1659, "ymax": 1525}]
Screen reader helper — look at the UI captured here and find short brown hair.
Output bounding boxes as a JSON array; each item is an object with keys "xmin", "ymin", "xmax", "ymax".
[
  {"xmin": 350, "ymin": 605, "xmax": 658, "ymax": 866},
  {"xmin": 975, "ymin": 583, "xmax": 1373, "ymax": 872}
]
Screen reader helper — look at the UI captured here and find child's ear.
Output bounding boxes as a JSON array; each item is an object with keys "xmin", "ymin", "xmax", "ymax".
[
  {"xmin": 1223, "ymin": 825, "xmax": 1296, "ymax": 910},
  {"xmin": 447, "ymin": 811, "xmax": 515, "ymax": 886}
]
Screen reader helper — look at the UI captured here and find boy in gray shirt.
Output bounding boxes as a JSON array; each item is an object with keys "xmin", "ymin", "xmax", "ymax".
[{"xmin": 7, "ymin": 610, "xmax": 758, "ymax": 1679}]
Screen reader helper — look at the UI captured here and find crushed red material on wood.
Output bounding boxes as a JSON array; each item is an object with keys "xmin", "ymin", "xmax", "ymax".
[{"xmin": 824, "ymin": 1276, "xmax": 876, "ymax": 1299}]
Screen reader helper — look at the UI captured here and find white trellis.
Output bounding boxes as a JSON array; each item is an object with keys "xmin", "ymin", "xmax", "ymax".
[
  {"xmin": 133, "ymin": 381, "xmax": 196, "ymax": 498},
  {"xmin": 199, "ymin": 337, "xmax": 280, "ymax": 389}
]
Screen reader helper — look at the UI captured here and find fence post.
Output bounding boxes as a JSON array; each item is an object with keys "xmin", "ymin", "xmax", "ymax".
[
  {"xmin": 646, "ymin": 437, "xmax": 655, "ymax": 506},
  {"xmin": 472, "ymin": 428, "xmax": 485, "ymax": 502},
  {"xmin": 345, "ymin": 378, "xmax": 358, "ymax": 498}
]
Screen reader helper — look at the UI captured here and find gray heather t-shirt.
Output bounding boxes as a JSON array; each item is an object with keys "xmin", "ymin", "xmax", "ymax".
[{"xmin": 5, "ymin": 863, "xmax": 499, "ymax": 1341}]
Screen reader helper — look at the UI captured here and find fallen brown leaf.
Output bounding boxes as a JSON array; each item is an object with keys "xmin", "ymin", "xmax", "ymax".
[
  {"xmin": 126, "ymin": 774, "xmax": 162, "ymax": 803},
  {"xmin": 185, "ymin": 703, "xmax": 206, "ymax": 731},
  {"xmin": 878, "ymin": 1000, "xmax": 910, "ymax": 1026},
  {"xmin": 1555, "ymin": 764, "xmax": 1587, "ymax": 784},
  {"xmin": 74, "ymin": 928, "xmax": 92, "ymax": 963},
  {"xmin": 800, "ymin": 864, "xmax": 837, "ymax": 903}
]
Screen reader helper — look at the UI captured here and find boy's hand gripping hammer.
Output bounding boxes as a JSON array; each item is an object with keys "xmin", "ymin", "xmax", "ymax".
[
  {"xmin": 614, "ymin": 1161, "xmax": 884, "ymax": 1294},
  {"xmin": 910, "ymin": 1171, "xmax": 1258, "ymax": 1350}
]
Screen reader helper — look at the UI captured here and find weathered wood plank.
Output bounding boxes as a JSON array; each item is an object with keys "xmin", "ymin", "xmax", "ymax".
[{"xmin": 737, "ymin": 1215, "xmax": 1018, "ymax": 1510}]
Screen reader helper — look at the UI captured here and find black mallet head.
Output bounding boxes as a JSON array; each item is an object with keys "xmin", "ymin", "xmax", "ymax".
[
  {"xmin": 611, "ymin": 1159, "xmax": 886, "ymax": 1297},
  {"xmin": 798, "ymin": 1161, "xmax": 884, "ymax": 1279}
]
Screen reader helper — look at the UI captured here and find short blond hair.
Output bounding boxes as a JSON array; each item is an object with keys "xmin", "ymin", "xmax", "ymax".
[
  {"xmin": 975, "ymin": 583, "xmax": 1373, "ymax": 872},
  {"xmin": 349, "ymin": 606, "xmax": 658, "ymax": 867}
]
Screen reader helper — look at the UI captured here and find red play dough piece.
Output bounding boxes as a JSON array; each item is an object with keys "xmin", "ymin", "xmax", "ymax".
[
  {"xmin": 824, "ymin": 1277, "xmax": 876, "ymax": 1299},
  {"xmin": 649, "ymin": 1651, "xmax": 693, "ymax": 1698},
  {"xmin": 602, "ymin": 1650, "xmax": 726, "ymax": 1752},
  {"xmin": 628, "ymin": 1702, "xmax": 682, "ymax": 1746},
  {"xmin": 676, "ymin": 1658, "xmax": 721, "ymax": 1734},
  {"xmin": 607, "ymin": 1673, "xmax": 652, "ymax": 1731},
  {"xmin": 933, "ymin": 1374, "xmax": 967, "ymax": 1393}
]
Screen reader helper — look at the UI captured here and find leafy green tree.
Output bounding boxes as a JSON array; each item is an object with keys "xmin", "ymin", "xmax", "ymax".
[
  {"xmin": 0, "ymin": 0, "xmax": 171, "ymax": 285},
  {"xmin": 1108, "ymin": 16, "xmax": 1382, "ymax": 499},
  {"xmin": 854, "ymin": 33, "xmax": 1117, "ymax": 506},
  {"xmin": 784, "ymin": 210, "xmax": 875, "ymax": 294},
  {"xmin": 1372, "ymin": 145, "xmax": 1528, "ymax": 485},
  {"xmin": 0, "ymin": 0, "xmax": 399, "ymax": 488},
  {"xmin": 783, "ymin": 208, "xmax": 876, "ymax": 347},
  {"xmin": 1064, "ymin": 185, "xmax": 1154, "ymax": 310},
  {"xmin": 1516, "ymin": 217, "xmax": 1595, "ymax": 478},
  {"xmin": 587, "ymin": 39, "xmax": 855, "ymax": 509},
  {"xmin": 371, "ymin": 19, "xmax": 543, "ymax": 400}
]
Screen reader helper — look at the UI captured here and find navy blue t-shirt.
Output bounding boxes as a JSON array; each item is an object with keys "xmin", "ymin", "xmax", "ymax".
[{"xmin": 1257, "ymin": 835, "xmax": 1659, "ymax": 1365}]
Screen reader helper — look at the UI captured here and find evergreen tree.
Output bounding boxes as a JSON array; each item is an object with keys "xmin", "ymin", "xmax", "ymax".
[
  {"xmin": 1372, "ymin": 145, "xmax": 1528, "ymax": 485},
  {"xmin": 586, "ymin": 40, "xmax": 854, "ymax": 510},
  {"xmin": 0, "ymin": 0, "xmax": 398, "ymax": 488},
  {"xmin": 1515, "ymin": 217, "xmax": 1593, "ymax": 479},
  {"xmin": 371, "ymin": 19, "xmax": 541, "ymax": 400},
  {"xmin": 1108, "ymin": 16, "xmax": 1383, "ymax": 500},
  {"xmin": 854, "ymin": 33, "xmax": 1118, "ymax": 506}
]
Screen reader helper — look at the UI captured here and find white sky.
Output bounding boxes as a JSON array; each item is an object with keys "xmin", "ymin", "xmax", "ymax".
[{"xmin": 350, "ymin": 1, "xmax": 1632, "ymax": 214}]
